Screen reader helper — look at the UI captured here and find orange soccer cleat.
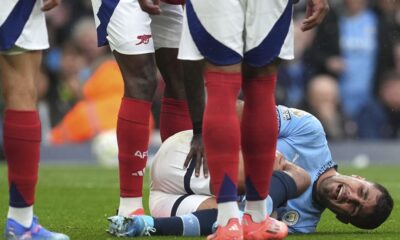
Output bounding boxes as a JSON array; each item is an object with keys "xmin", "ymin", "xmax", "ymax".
[
  {"xmin": 207, "ymin": 218, "xmax": 243, "ymax": 240},
  {"xmin": 242, "ymin": 214, "xmax": 288, "ymax": 240}
]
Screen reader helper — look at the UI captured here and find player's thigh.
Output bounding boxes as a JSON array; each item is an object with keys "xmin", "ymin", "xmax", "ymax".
[
  {"xmin": 0, "ymin": 51, "xmax": 42, "ymax": 108},
  {"xmin": 92, "ymin": 0, "xmax": 154, "ymax": 55},
  {"xmin": 182, "ymin": 0, "xmax": 245, "ymax": 65},
  {"xmin": 151, "ymin": 2, "xmax": 183, "ymax": 50},
  {"xmin": 150, "ymin": 190, "xmax": 213, "ymax": 217},
  {"xmin": 244, "ymin": 0, "xmax": 294, "ymax": 68}
]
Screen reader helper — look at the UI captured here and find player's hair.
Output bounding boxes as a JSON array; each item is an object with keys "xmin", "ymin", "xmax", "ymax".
[{"xmin": 350, "ymin": 183, "xmax": 393, "ymax": 229}]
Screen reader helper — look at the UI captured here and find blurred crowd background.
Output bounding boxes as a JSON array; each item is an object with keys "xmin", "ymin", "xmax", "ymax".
[{"xmin": 2, "ymin": 0, "xmax": 400, "ymax": 150}]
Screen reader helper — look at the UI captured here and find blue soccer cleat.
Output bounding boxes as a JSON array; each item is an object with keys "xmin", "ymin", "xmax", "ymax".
[
  {"xmin": 107, "ymin": 215, "xmax": 155, "ymax": 237},
  {"xmin": 5, "ymin": 217, "xmax": 69, "ymax": 240}
]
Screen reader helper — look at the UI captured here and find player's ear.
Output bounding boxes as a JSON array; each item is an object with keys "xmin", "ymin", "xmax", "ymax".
[
  {"xmin": 336, "ymin": 214, "xmax": 350, "ymax": 224},
  {"xmin": 351, "ymin": 175, "xmax": 365, "ymax": 180}
]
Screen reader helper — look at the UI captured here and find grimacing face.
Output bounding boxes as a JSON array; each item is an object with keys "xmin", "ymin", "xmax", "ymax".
[{"xmin": 317, "ymin": 175, "xmax": 381, "ymax": 220}]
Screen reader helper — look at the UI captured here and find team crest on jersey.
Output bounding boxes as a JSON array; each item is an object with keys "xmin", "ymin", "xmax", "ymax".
[
  {"xmin": 136, "ymin": 34, "xmax": 152, "ymax": 45},
  {"xmin": 282, "ymin": 109, "xmax": 291, "ymax": 121},
  {"xmin": 282, "ymin": 210, "xmax": 300, "ymax": 226}
]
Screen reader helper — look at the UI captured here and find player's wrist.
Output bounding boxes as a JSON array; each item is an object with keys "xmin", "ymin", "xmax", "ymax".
[{"xmin": 193, "ymin": 121, "xmax": 202, "ymax": 135}]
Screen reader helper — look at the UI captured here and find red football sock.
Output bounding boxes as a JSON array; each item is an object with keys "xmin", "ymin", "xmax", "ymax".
[
  {"xmin": 117, "ymin": 98, "xmax": 151, "ymax": 197},
  {"xmin": 4, "ymin": 110, "xmax": 41, "ymax": 207},
  {"xmin": 203, "ymin": 71, "xmax": 242, "ymax": 203},
  {"xmin": 241, "ymin": 74, "xmax": 278, "ymax": 200},
  {"xmin": 159, "ymin": 98, "xmax": 192, "ymax": 142}
]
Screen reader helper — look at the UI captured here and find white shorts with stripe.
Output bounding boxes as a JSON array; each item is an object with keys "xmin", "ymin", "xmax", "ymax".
[
  {"xmin": 0, "ymin": 0, "xmax": 48, "ymax": 53},
  {"xmin": 150, "ymin": 130, "xmax": 213, "ymax": 217},
  {"xmin": 91, "ymin": 0, "xmax": 183, "ymax": 55},
  {"xmin": 178, "ymin": 0, "xmax": 294, "ymax": 67}
]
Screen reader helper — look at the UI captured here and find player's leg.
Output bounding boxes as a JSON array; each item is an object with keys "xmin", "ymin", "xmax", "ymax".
[
  {"xmin": 184, "ymin": 1, "xmax": 245, "ymax": 239},
  {"xmin": 0, "ymin": 1, "xmax": 68, "ymax": 238},
  {"xmin": 152, "ymin": 2, "xmax": 192, "ymax": 142},
  {"xmin": 109, "ymin": 168, "xmax": 303, "ymax": 238},
  {"xmin": 241, "ymin": 60, "xmax": 280, "ymax": 221},
  {"xmin": 113, "ymin": 52, "xmax": 156, "ymax": 217},
  {"xmin": 240, "ymin": 0, "xmax": 294, "ymax": 239},
  {"xmin": 0, "ymin": 51, "xmax": 69, "ymax": 240},
  {"xmin": 156, "ymin": 48, "xmax": 192, "ymax": 141},
  {"xmin": 92, "ymin": 0, "xmax": 156, "ymax": 216},
  {"xmin": 109, "ymin": 190, "xmax": 217, "ymax": 237}
]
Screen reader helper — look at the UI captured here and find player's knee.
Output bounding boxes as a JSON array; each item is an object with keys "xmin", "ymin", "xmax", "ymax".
[
  {"xmin": 3, "ymin": 84, "xmax": 37, "ymax": 109},
  {"xmin": 156, "ymin": 48, "xmax": 185, "ymax": 99},
  {"xmin": 123, "ymin": 74, "xmax": 158, "ymax": 100},
  {"xmin": 243, "ymin": 59, "xmax": 281, "ymax": 79}
]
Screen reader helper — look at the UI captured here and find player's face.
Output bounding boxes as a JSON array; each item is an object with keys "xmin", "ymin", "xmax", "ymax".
[{"xmin": 317, "ymin": 175, "xmax": 381, "ymax": 219}]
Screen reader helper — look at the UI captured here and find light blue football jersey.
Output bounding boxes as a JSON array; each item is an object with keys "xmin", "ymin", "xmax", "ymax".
[{"xmin": 275, "ymin": 105, "xmax": 337, "ymax": 233}]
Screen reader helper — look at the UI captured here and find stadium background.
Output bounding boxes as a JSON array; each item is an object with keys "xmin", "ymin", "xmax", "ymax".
[{"xmin": 0, "ymin": 0, "xmax": 399, "ymax": 239}]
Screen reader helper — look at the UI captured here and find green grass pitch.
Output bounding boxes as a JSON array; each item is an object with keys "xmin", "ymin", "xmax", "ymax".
[{"xmin": 0, "ymin": 164, "xmax": 398, "ymax": 239}]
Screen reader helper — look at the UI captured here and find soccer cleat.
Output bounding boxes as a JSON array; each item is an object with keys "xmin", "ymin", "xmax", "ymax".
[
  {"xmin": 242, "ymin": 214, "xmax": 288, "ymax": 240},
  {"xmin": 107, "ymin": 215, "xmax": 155, "ymax": 237},
  {"xmin": 108, "ymin": 208, "xmax": 146, "ymax": 236},
  {"xmin": 207, "ymin": 218, "xmax": 243, "ymax": 240},
  {"xmin": 5, "ymin": 217, "xmax": 69, "ymax": 240}
]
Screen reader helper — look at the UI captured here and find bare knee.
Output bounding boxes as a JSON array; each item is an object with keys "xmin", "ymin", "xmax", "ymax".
[
  {"xmin": 156, "ymin": 48, "xmax": 186, "ymax": 99},
  {"xmin": 113, "ymin": 51, "xmax": 158, "ymax": 101},
  {"xmin": 243, "ymin": 59, "xmax": 282, "ymax": 79},
  {"xmin": 3, "ymin": 84, "xmax": 37, "ymax": 109}
]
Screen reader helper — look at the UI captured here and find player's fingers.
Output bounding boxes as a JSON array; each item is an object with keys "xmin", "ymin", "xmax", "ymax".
[
  {"xmin": 184, "ymin": 150, "xmax": 193, "ymax": 169},
  {"xmin": 302, "ymin": 2, "xmax": 329, "ymax": 31},
  {"xmin": 144, "ymin": 6, "xmax": 161, "ymax": 15},
  {"xmin": 203, "ymin": 155, "xmax": 209, "ymax": 178},
  {"xmin": 195, "ymin": 154, "xmax": 201, "ymax": 177},
  {"xmin": 41, "ymin": 0, "xmax": 60, "ymax": 11},
  {"xmin": 140, "ymin": 0, "xmax": 161, "ymax": 15},
  {"xmin": 301, "ymin": 21, "xmax": 318, "ymax": 32}
]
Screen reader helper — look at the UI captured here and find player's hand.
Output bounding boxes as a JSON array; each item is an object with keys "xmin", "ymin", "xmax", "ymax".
[
  {"xmin": 184, "ymin": 134, "xmax": 208, "ymax": 178},
  {"xmin": 42, "ymin": 0, "xmax": 61, "ymax": 11},
  {"xmin": 301, "ymin": 0, "xmax": 329, "ymax": 32},
  {"xmin": 138, "ymin": 0, "xmax": 161, "ymax": 15}
]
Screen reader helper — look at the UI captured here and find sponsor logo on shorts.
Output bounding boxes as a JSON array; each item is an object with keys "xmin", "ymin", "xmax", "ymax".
[
  {"xmin": 282, "ymin": 210, "xmax": 300, "ymax": 226},
  {"xmin": 136, "ymin": 34, "xmax": 152, "ymax": 45}
]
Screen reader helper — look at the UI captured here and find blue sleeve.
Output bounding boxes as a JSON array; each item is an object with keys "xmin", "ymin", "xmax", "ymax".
[{"xmin": 289, "ymin": 225, "xmax": 316, "ymax": 234}]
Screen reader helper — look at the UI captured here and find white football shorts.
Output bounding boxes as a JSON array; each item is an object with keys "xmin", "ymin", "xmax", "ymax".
[
  {"xmin": 0, "ymin": 0, "xmax": 49, "ymax": 54},
  {"xmin": 149, "ymin": 130, "xmax": 213, "ymax": 217},
  {"xmin": 178, "ymin": 0, "xmax": 294, "ymax": 67},
  {"xmin": 91, "ymin": 0, "xmax": 183, "ymax": 55}
]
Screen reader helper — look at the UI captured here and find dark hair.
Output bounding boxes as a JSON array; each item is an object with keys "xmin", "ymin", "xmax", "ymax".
[{"xmin": 350, "ymin": 183, "xmax": 393, "ymax": 230}]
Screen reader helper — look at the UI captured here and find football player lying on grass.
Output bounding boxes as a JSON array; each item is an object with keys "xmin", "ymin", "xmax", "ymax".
[{"xmin": 107, "ymin": 104, "xmax": 393, "ymax": 237}]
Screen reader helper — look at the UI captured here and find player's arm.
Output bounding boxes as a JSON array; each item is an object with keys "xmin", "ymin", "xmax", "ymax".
[
  {"xmin": 182, "ymin": 60, "xmax": 208, "ymax": 177},
  {"xmin": 282, "ymin": 160, "xmax": 311, "ymax": 197},
  {"xmin": 42, "ymin": 0, "xmax": 61, "ymax": 11},
  {"xmin": 237, "ymin": 151, "xmax": 311, "ymax": 197},
  {"xmin": 301, "ymin": 0, "xmax": 329, "ymax": 32}
]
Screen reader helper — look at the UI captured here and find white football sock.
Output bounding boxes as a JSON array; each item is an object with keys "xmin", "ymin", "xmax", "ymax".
[
  {"xmin": 118, "ymin": 197, "xmax": 142, "ymax": 216},
  {"xmin": 217, "ymin": 202, "xmax": 241, "ymax": 227},
  {"xmin": 8, "ymin": 206, "xmax": 33, "ymax": 228},
  {"xmin": 245, "ymin": 199, "xmax": 267, "ymax": 223}
]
